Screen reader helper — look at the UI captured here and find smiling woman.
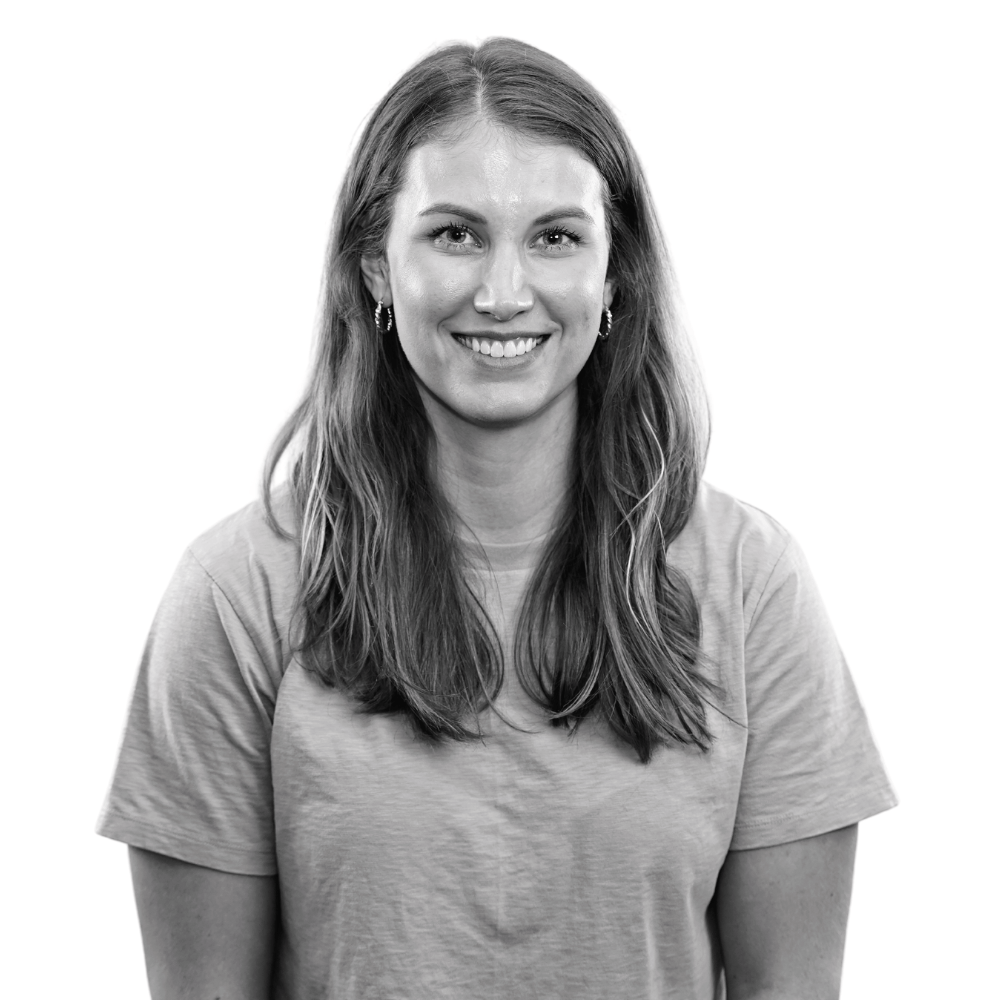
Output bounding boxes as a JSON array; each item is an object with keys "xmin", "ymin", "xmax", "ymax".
[{"xmin": 97, "ymin": 37, "xmax": 896, "ymax": 1000}]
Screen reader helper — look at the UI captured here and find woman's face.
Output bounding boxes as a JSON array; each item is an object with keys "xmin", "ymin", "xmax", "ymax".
[{"xmin": 366, "ymin": 120, "xmax": 615, "ymax": 430}]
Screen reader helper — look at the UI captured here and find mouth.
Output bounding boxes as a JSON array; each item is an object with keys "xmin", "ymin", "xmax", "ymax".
[{"xmin": 452, "ymin": 334, "xmax": 551, "ymax": 359}]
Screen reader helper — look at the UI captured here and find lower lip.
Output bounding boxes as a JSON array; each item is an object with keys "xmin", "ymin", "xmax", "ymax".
[{"xmin": 452, "ymin": 336, "xmax": 549, "ymax": 366}]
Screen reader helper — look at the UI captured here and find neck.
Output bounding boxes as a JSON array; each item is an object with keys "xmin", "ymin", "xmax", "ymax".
[{"xmin": 422, "ymin": 388, "xmax": 577, "ymax": 547}]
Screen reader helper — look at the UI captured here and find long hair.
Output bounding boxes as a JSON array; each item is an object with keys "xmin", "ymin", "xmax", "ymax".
[{"xmin": 262, "ymin": 38, "xmax": 716, "ymax": 764}]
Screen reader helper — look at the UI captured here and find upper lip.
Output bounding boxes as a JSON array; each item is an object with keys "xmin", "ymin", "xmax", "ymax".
[{"xmin": 452, "ymin": 332, "xmax": 551, "ymax": 341}]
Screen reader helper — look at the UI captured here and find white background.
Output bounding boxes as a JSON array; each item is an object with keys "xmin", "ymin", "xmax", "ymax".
[{"xmin": 3, "ymin": 1, "xmax": 997, "ymax": 996}]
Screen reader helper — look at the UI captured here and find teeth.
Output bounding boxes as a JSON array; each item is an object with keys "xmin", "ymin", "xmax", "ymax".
[{"xmin": 457, "ymin": 336, "xmax": 543, "ymax": 355}]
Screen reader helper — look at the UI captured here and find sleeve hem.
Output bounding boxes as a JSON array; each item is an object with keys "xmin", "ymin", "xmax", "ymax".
[
  {"xmin": 729, "ymin": 785, "xmax": 899, "ymax": 851},
  {"xmin": 96, "ymin": 810, "xmax": 277, "ymax": 876}
]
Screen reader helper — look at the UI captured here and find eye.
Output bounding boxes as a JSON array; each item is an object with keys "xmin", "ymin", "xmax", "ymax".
[
  {"xmin": 430, "ymin": 223, "xmax": 481, "ymax": 252},
  {"xmin": 531, "ymin": 227, "xmax": 583, "ymax": 252}
]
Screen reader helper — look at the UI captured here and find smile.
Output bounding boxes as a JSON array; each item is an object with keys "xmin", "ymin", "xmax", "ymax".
[{"xmin": 453, "ymin": 335, "xmax": 550, "ymax": 358}]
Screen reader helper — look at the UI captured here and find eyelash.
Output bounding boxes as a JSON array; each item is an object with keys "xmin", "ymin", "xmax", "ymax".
[
  {"xmin": 429, "ymin": 222, "xmax": 584, "ymax": 248},
  {"xmin": 537, "ymin": 225, "xmax": 583, "ymax": 246}
]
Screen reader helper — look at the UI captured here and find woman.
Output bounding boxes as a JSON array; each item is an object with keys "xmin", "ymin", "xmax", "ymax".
[{"xmin": 98, "ymin": 38, "xmax": 896, "ymax": 999}]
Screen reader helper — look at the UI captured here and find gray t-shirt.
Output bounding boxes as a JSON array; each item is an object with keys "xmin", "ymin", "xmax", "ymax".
[{"xmin": 97, "ymin": 481, "xmax": 896, "ymax": 999}]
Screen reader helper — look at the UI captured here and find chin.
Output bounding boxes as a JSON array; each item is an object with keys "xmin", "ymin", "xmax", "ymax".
[{"xmin": 462, "ymin": 403, "xmax": 541, "ymax": 428}]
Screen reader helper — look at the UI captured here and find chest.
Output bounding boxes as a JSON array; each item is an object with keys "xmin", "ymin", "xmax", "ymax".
[{"xmin": 271, "ymin": 663, "xmax": 742, "ymax": 903}]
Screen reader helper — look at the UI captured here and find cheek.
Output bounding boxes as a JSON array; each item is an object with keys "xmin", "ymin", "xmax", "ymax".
[
  {"xmin": 540, "ymin": 266, "xmax": 606, "ymax": 329},
  {"xmin": 391, "ymin": 254, "xmax": 468, "ymax": 323}
]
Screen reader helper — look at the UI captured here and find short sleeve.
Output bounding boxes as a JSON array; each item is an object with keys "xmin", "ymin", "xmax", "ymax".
[
  {"xmin": 730, "ymin": 538, "xmax": 897, "ymax": 850},
  {"xmin": 96, "ymin": 549, "xmax": 279, "ymax": 875}
]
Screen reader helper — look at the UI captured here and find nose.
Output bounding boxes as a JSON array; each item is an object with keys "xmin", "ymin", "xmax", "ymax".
[{"xmin": 473, "ymin": 244, "xmax": 534, "ymax": 321}]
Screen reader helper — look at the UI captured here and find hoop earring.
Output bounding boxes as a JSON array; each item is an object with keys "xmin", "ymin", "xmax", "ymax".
[
  {"xmin": 597, "ymin": 306, "xmax": 612, "ymax": 341},
  {"xmin": 374, "ymin": 299, "xmax": 393, "ymax": 335}
]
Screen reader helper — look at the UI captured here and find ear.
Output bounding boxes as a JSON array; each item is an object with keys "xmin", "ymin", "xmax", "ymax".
[
  {"xmin": 360, "ymin": 255, "xmax": 393, "ymax": 306},
  {"xmin": 603, "ymin": 275, "xmax": 618, "ymax": 310}
]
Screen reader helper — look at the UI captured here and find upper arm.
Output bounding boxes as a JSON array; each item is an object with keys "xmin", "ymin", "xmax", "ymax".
[
  {"xmin": 98, "ymin": 550, "xmax": 279, "ymax": 875},
  {"xmin": 733, "ymin": 535, "xmax": 896, "ymax": 851},
  {"xmin": 715, "ymin": 824, "xmax": 858, "ymax": 1000},
  {"xmin": 129, "ymin": 846, "xmax": 278, "ymax": 1000}
]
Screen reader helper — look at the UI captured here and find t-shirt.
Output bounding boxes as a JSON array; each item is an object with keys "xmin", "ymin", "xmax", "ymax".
[{"xmin": 97, "ymin": 481, "xmax": 897, "ymax": 1000}]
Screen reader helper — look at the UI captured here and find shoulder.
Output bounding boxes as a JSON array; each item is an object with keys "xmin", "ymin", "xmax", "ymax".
[
  {"xmin": 183, "ymin": 483, "xmax": 301, "ymax": 644},
  {"xmin": 187, "ymin": 484, "xmax": 298, "ymax": 580},
  {"xmin": 673, "ymin": 482, "xmax": 792, "ymax": 580},
  {"xmin": 669, "ymin": 481, "xmax": 812, "ymax": 637}
]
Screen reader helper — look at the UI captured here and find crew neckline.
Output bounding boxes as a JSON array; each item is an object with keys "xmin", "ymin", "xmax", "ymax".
[{"xmin": 457, "ymin": 527, "xmax": 556, "ymax": 572}]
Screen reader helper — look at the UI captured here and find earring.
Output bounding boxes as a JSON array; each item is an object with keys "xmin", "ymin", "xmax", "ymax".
[
  {"xmin": 374, "ymin": 299, "xmax": 393, "ymax": 335},
  {"xmin": 597, "ymin": 306, "xmax": 613, "ymax": 341}
]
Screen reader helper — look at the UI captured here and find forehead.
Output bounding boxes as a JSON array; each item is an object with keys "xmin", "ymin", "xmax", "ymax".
[{"xmin": 395, "ymin": 122, "xmax": 607, "ymax": 221}]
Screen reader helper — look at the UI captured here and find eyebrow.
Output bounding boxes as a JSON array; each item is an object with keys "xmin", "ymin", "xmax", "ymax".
[{"xmin": 418, "ymin": 203, "xmax": 595, "ymax": 227}]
